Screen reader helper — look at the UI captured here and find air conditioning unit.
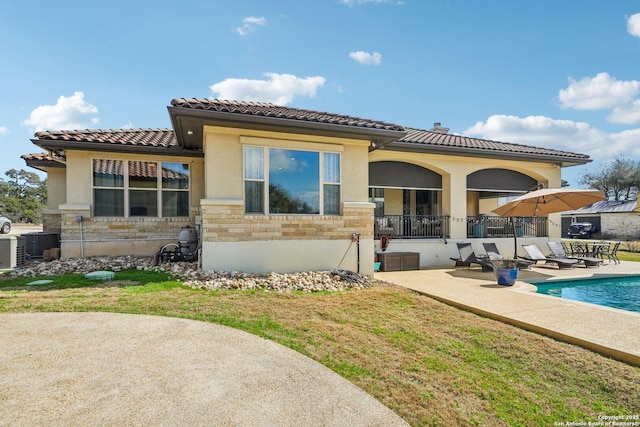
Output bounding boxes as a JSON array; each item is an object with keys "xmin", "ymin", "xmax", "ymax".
[
  {"xmin": 22, "ymin": 232, "xmax": 60, "ymax": 259},
  {"xmin": 0, "ymin": 236, "xmax": 26, "ymax": 269}
]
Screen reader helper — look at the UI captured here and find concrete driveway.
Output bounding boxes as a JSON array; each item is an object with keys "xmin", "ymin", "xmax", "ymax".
[
  {"xmin": 0, "ymin": 312, "xmax": 408, "ymax": 427},
  {"xmin": 6, "ymin": 223, "xmax": 42, "ymax": 236}
]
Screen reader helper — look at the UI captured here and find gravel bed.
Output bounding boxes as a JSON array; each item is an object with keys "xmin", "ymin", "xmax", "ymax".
[{"xmin": 2, "ymin": 256, "xmax": 372, "ymax": 292}]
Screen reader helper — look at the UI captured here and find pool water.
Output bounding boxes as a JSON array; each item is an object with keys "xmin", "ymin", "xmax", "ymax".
[{"xmin": 536, "ymin": 276, "xmax": 640, "ymax": 313}]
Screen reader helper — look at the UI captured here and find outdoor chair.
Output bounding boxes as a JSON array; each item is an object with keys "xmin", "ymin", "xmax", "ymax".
[
  {"xmin": 547, "ymin": 241, "xmax": 602, "ymax": 268},
  {"xmin": 450, "ymin": 242, "xmax": 493, "ymax": 271},
  {"xmin": 521, "ymin": 244, "xmax": 579, "ymax": 270},
  {"xmin": 560, "ymin": 241, "xmax": 575, "ymax": 256},
  {"xmin": 598, "ymin": 241, "xmax": 621, "ymax": 265},
  {"xmin": 569, "ymin": 241, "xmax": 588, "ymax": 257},
  {"xmin": 482, "ymin": 242, "xmax": 534, "ymax": 270}
]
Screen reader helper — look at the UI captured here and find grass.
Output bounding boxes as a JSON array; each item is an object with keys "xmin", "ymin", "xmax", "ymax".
[
  {"xmin": 617, "ymin": 250, "xmax": 640, "ymax": 262},
  {"xmin": 1, "ymin": 271, "xmax": 639, "ymax": 426}
]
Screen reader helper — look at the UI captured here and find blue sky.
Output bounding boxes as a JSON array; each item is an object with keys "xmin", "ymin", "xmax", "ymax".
[{"xmin": 2, "ymin": 0, "xmax": 640, "ymax": 188}]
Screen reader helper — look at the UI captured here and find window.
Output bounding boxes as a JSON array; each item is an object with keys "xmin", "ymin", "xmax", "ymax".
[
  {"xmin": 243, "ymin": 146, "xmax": 341, "ymax": 215},
  {"xmin": 244, "ymin": 147, "xmax": 265, "ymax": 214},
  {"xmin": 323, "ymin": 152, "xmax": 341, "ymax": 215},
  {"xmin": 161, "ymin": 162, "xmax": 190, "ymax": 217},
  {"xmin": 129, "ymin": 161, "xmax": 158, "ymax": 216},
  {"xmin": 93, "ymin": 160, "xmax": 124, "ymax": 216},
  {"xmin": 93, "ymin": 159, "xmax": 189, "ymax": 217},
  {"xmin": 369, "ymin": 187, "xmax": 441, "ymax": 216}
]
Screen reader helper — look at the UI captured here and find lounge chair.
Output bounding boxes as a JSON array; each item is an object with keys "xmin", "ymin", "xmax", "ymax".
[
  {"xmin": 547, "ymin": 241, "xmax": 603, "ymax": 268},
  {"xmin": 482, "ymin": 242, "xmax": 534, "ymax": 270},
  {"xmin": 450, "ymin": 242, "xmax": 493, "ymax": 271},
  {"xmin": 521, "ymin": 244, "xmax": 579, "ymax": 270}
]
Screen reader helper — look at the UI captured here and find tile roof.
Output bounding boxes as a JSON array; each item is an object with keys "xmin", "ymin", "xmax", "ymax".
[
  {"xmin": 21, "ymin": 152, "xmax": 56, "ymax": 162},
  {"xmin": 20, "ymin": 152, "xmax": 66, "ymax": 169},
  {"xmin": 170, "ymin": 98, "xmax": 407, "ymax": 132},
  {"xmin": 33, "ymin": 128, "xmax": 177, "ymax": 148},
  {"xmin": 395, "ymin": 128, "xmax": 591, "ymax": 161},
  {"xmin": 26, "ymin": 101, "xmax": 591, "ymax": 166}
]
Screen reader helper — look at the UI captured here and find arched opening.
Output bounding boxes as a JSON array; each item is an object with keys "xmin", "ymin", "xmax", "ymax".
[
  {"xmin": 369, "ymin": 161, "xmax": 448, "ymax": 239},
  {"xmin": 466, "ymin": 169, "xmax": 546, "ymax": 238}
]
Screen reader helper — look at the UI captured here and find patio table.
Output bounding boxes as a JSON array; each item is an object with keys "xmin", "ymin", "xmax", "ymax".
[{"xmin": 570, "ymin": 241, "xmax": 610, "ymax": 258}]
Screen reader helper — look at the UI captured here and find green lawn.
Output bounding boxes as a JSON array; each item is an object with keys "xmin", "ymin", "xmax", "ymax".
[
  {"xmin": 1, "ymin": 270, "xmax": 639, "ymax": 426},
  {"xmin": 617, "ymin": 249, "xmax": 640, "ymax": 262}
]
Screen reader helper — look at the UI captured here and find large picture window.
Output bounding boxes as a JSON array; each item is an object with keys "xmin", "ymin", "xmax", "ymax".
[
  {"xmin": 243, "ymin": 146, "xmax": 341, "ymax": 215},
  {"xmin": 93, "ymin": 159, "xmax": 189, "ymax": 217}
]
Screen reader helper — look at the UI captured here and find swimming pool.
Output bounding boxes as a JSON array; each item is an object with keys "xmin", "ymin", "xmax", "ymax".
[{"xmin": 535, "ymin": 276, "xmax": 640, "ymax": 313}]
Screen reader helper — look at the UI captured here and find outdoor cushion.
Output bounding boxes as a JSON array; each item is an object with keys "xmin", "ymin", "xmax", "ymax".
[
  {"xmin": 521, "ymin": 244, "xmax": 578, "ymax": 269},
  {"xmin": 547, "ymin": 241, "xmax": 602, "ymax": 268},
  {"xmin": 482, "ymin": 242, "xmax": 533, "ymax": 270},
  {"xmin": 450, "ymin": 243, "xmax": 493, "ymax": 271}
]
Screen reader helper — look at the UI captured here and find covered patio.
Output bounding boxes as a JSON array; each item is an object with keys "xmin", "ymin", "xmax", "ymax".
[{"xmin": 370, "ymin": 163, "xmax": 548, "ymax": 241}]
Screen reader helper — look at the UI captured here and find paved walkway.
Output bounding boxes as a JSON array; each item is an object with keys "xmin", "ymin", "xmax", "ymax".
[
  {"xmin": 376, "ymin": 261, "xmax": 640, "ymax": 367},
  {"xmin": 0, "ymin": 312, "xmax": 408, "ymax": 426}
]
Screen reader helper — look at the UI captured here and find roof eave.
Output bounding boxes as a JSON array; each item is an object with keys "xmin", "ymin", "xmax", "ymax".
[
  {"xmin": 22, "ymin": 158, "xmax": 66, "ymax": 172},
  {"xmin": 167, "ymin": 106, "xmax": 406, "ymax": 150},
  {"xmin": 383, "ymin": 141, "xmax": 592, "ymax": 167},
  {"xmin": 30, "ymin": 139, "xmax": 204, "ymax": 158}
]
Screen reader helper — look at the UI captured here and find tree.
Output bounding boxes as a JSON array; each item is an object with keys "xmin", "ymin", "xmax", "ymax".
[
  {"xmin": 580, "ymin": 156, "xmax": 640, "ymax": 201},
  {"xmin": 0, "ymin": 169, "xmax": 47, "ymax": 223},
  {"xmin": 268, "ymin": 183, "xmax": 316, "ymax": 214}
]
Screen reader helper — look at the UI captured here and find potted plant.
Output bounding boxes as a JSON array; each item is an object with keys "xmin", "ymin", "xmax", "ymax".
[{"xmin": 488, "ymin": 258, "xmax": 519, "ymax": 286}]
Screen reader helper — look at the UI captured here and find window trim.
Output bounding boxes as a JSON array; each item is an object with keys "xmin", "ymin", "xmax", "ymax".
[
  {"xmin": 92, "ymin": 158, "xmax": 190, "ymax": 218},
  {"xmin": 243, "ymin": 145, "xmax": 342, "ymax": 216}
]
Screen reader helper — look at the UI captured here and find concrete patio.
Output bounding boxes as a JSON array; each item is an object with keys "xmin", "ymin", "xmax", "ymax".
[{"xmin": 376, "ymin": 260, "xmax": 640, "ymax": 367}]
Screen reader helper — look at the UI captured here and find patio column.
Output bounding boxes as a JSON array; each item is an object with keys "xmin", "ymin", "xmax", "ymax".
[{"xmin": 442, "ymin": 172, "xmax": 467, "ymax": 239}]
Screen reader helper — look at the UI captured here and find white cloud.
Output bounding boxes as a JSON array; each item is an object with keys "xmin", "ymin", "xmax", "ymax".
[
  {"xmin": 236, "ymin": 16, "xmax": 267, "ymax": 36},
  {"xmin": 627, "ymin": 13, "xmax": 640, "ymax": 38},
  {"xmin": 609, "ymin": 128, "xmax": 640, "ymax": 157},
  {"xmin": 349, "ymin": 51, "xmax": 382, "ymax": 66},
  {"xmin": 607, "ymin": 100, "xmax": 640, "ymax": 124},
  {"xmin": 269, "ymin": 149, "xmax": 308, "ymax": 173},
  {"xmin": 210, "ymin": 73, "xmax": 326, "ymax": 105},
  {"xmin": 464, "ymin": 114, "xmax": 618, "ymax": 159},
  {"xmin": 466, "ymin": 115, "xmax": 640, "ymax": 186},
  {"xmin": 0, "ymin": 126, "xmax": 7, "ymax": 135},
  {"xmin": 22, "ymin": 91, "xmax": 99, "ymax": 132},
  {"xmin": 558, "ymin": 72, "xmax": 640, "ymax": 110},
  {"xmin": 121, "ymin": 121, "xmax": 133, "ymax": 129}
]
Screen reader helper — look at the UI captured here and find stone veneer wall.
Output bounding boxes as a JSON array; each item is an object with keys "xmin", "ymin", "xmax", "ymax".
[
  {"xmin": 199, "ymin": 200, "xmax": 375, "ymax": 274},
  {"xmin": 60, "ymin": 207, "xmax": 194, "ymax": 258},
  {"xmin": 601, "ymin": 213, "xmax": 640, "ymax": 240},
  {"xmin": 200, "ymin": 201, "xmax": 374, "ymax": 243},
  {"xmin": 41, "ymin": 212, "xmax": 62, "ymax": 234}
]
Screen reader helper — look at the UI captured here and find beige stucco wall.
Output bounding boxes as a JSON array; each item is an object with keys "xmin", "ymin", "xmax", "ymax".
[
  {"xmin": 46, "ymin": 167, "xmax": 66, "ymax": 210},
  {"xmin": 64, "ymin": 150, "xmax": 204, "ymax": 208},
  {"xmin": 48, "ymin": 129, "xmax": 569, "ymax": 271},
  {"xmin": 384, "ymin": 189, "xmax": 403, "ymax": 215},
  {"xmin": 200, "ymin": 127, "xmax": 374, "ymax": 275},
  {"xmin": 38, "ymin": 167, "xmax": 67, "ymax": 233},
  {"xmin": 368, "ymin": 150, "xmax": 563, "ymax": 241},
  {"xmin": 467, "ymin": 191, "xmax": 479, "ymax": 216},
  {"xmin": 58, "ymin": 150, "xmax": 204, "ymax": 258}
]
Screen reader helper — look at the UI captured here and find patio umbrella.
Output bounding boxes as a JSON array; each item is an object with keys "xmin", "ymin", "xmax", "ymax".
[{"xmin": 492, "ymin": 188, "xmax": 606, "ymax": 259}]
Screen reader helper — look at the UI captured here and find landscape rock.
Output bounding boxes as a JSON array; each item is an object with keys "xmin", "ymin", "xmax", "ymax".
[{"xmin": 2, "ymin": 256, "xmax": 372, "ymax": 292}]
